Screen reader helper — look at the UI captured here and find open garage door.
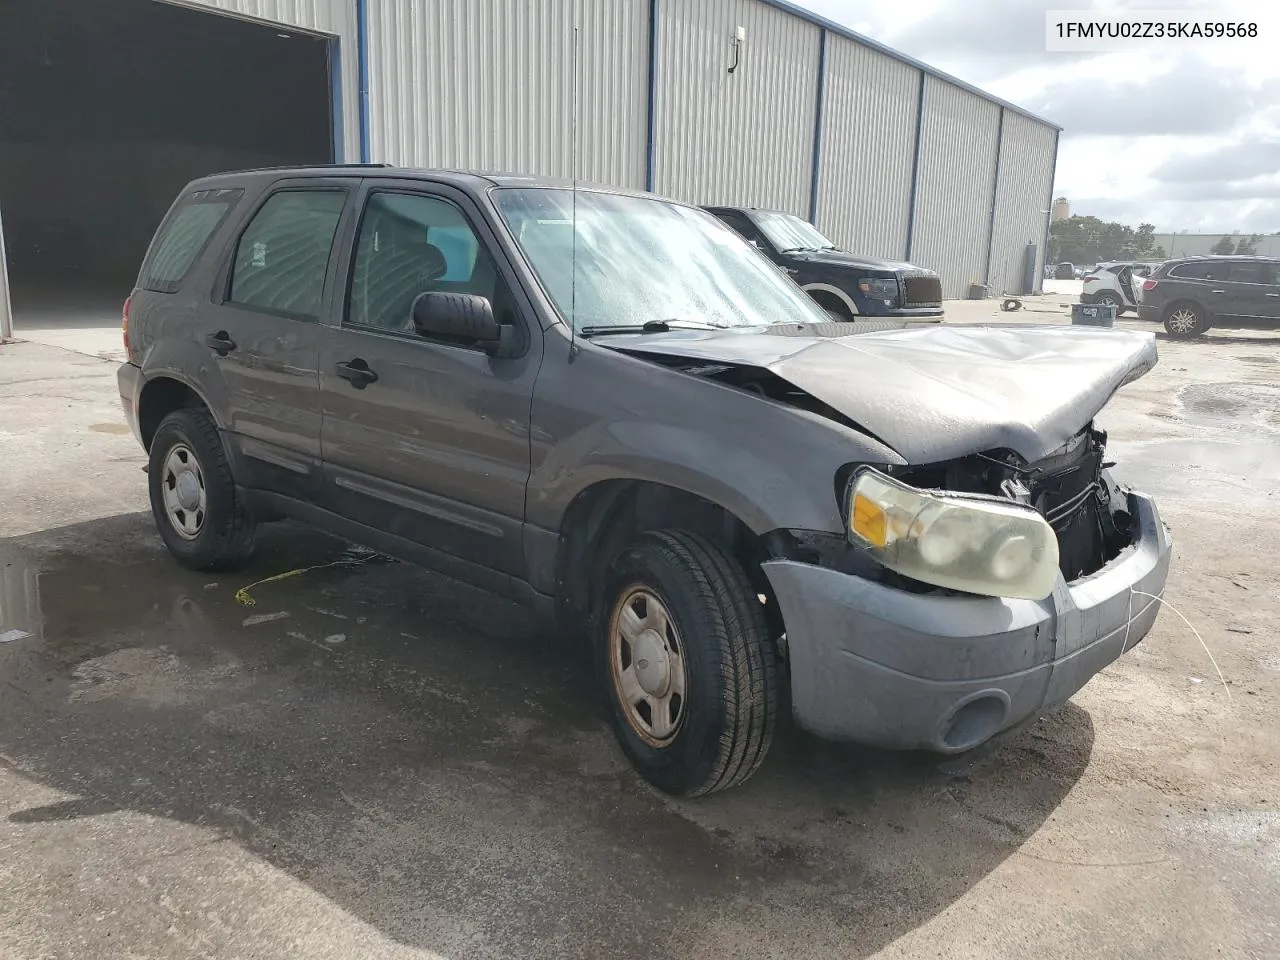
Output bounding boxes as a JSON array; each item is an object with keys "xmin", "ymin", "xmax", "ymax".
[{"xmin": 0, "ymin": 0, "xmax": 335, "ymax": 329}]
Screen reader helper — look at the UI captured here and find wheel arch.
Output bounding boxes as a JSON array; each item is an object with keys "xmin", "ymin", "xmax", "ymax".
[
  {"xmin": 553, "ymin": 479, "xmax": 776, "ymax": 637},
  {"xmin": 137, "ymin": 375, "xmax": 218, "ymax": 452},
  {"xmin": 801, "ymin": 283, "xmax": 859, "ymax": 317}
]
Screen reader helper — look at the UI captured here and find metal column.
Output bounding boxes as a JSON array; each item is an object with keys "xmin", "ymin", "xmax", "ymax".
[{"xmin": 0, "ymin": 204, "xmax": 13, "ymax": 342}]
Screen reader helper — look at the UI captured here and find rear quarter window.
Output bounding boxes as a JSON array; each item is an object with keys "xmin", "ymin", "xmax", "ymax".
[{"xmin": 142, "ymin": 188, "xmax": 243, "ymax": 293}]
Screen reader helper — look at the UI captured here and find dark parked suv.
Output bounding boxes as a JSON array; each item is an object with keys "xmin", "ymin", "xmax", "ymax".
[
  {"xmin": 1137, "ymin": 255, "xmax": 1280, "ymax": 337},
  {"xmin": 119, "ymin": 166, "xmax": 1169, "ymax": 796},
  {"xmin": 704, "ymin": 206, "xmax": 943, "ymax": 320}
]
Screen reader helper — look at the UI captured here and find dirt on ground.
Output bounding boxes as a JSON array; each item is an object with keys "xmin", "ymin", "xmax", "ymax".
[{"xmin": 0, "ymin": 304, "xmax": 1277, "ymax": 959}]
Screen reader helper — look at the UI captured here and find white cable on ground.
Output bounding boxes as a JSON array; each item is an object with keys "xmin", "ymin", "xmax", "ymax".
[{"xmin": 1130, "ymin": 588, "xmax": 1234, "ymax": 704}]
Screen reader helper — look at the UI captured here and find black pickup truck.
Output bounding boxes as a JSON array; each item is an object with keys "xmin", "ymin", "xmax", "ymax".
[{"xmin": 705, "ymin": 206, "xmax": 944, "ymax": 321}]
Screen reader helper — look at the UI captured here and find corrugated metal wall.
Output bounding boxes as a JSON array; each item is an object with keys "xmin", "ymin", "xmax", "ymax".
[
  {"xmin": 910, "ymin": 76, "xmax": 1002, "ymax": 298},
  {"xmin": 164, "ymin": 0, "xmax": 1060, "ymax": 301},
  {"xmin": 815, "ymin": 35, "xmax": 919, "ymax": 261},
  {"xmin": 989, "ymin": 111, "xmax": 1057, "ymax": 295},
  {"xmin": 167, "ymin": 0, "xmax": 359, "ymax": 163},
  {"xmin": 364, "ymin": 0, "xmax": 648, "ymax": 187},
  {"xmin": 653, "ymin": 0, "xmax": 820, "ymax": 214}
]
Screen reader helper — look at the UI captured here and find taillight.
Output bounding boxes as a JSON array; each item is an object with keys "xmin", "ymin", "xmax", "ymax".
[
  {"xmin": 1142, "ymin": 279, "xmax": 1158, "ymax": 291},
  {"xmin": 1082, "ymin": 275, "xmax": 1099, "ymax": 283},
  {"xmin": 122, "ymin": 295, "xmax": 132, "ymax": 353}
]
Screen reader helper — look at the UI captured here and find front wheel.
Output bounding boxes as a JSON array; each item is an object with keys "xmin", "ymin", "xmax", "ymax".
[{"xmin": 597, "ymin": 530, "xmax": 778, "ymax": 796}]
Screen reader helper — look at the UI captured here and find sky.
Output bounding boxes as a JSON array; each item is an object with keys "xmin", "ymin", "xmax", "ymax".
[{"xmin": 792, "ymin": 0, "xmax": 1280, "ymax": 233}]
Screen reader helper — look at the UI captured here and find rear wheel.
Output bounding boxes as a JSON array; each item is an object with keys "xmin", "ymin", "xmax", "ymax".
[
  {"xmin": 148, "ymin": 407, "xmax": 257, "ymax": 571},
  {"xmin": 1164, "ymin": 301, "xmax": 1208, "ymax": 338},
  {"xmin": 1095, "ymin": 292, "xmax": 1120, "ymax": 312},
  {"xmin": 597, "ymin": 530, "xmax": 778, "ymax": 796}
]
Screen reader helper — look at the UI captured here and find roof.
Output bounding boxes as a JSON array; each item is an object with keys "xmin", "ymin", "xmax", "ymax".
[
  {"xmin": 191, "ymin": 165, "xmax": 672, "ymax": 201},
  {"xmin": 760, "ymin": 0, "xmax": 1061, "ymax": 131},
  {"xmin": 1166, "ymin": 254, "xmax": 1280, "ymax": 263}
]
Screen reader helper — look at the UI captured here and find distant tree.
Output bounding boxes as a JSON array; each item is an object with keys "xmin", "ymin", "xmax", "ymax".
[
  {"xmin": 1234, "ymin": 234, "xmax": 1263, "ymax": 255},
  {"xmin": 1152, "ymin": 245, "xmax": 1167, "ymax": 259},
  {"xmin": 1049, "ymin": 216, "xmax": 1168, "ymax": 263},
  {"xmin": 1209, "ymin": 236, "xmax": 1236, "ymax": 255}
]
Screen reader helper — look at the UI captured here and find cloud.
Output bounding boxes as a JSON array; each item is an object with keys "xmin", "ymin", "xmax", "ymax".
[
  {"xmin": 872, "ymin": 0, "xmax": 1101, "ymax": 80},
  {"xmin": 1024, "ymin": 59, "xmax": 1263, "ymax": 135},
  {"xmin": 1154, "ymin": 139, "xmax": 1280, "ymax": 183},
  {"xmin": 1159, "ymin": 177, "xmax": 1280, "ymax": 201}
]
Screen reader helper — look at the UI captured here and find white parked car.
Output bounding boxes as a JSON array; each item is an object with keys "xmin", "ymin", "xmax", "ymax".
[{"xmin": 1080, "ymin": 261, "xmax": 1162, "ymax": 314}]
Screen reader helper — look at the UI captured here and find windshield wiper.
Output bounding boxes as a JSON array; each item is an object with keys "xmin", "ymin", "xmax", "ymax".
[
  {"xmin": 579, "ymin": 319, "xmax": 723, "ymax": 336},
  {"xmin": 778, "ymin": 246, "xmax": 816, "ymax": 254}
]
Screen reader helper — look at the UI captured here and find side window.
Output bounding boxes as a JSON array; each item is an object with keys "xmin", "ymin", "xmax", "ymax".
[
  {"xmin": 1228, "ymin": 262, "xmax": 1274, "ymax": 284},
  {"xmin": 348, "ymin": 192, "xmax": 504, "ymax": 334},
  {"xmin": 229, "ymin": 190, "xmax": 346, "ymax": 318},
  {"xmin": 1171, "ymin": 261, "xmax": 1226, "ymax": 281},
  {"xmin": 142, "ymin": 188, "xmax": 242, "ymax": 293}
]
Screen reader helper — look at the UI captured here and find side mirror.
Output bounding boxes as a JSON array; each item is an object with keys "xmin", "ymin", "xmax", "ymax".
[{"xmin": 412, "ymin": 292, "xmax": 513, "ymax": 357}]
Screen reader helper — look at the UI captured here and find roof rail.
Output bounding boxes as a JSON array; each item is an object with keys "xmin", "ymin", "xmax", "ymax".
[{"xmin": 214, "ymin": 162, "xmax": 395, "ymax": 175}]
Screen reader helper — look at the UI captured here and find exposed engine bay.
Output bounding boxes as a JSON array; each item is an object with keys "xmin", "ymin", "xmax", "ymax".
[
  {"xmin": 619, "ymin": 328, "xmax": 1150, "ymax": 591},
  {"xmin": 891, "ymin": 426, "xmax": 1133, "ymax": 582}
]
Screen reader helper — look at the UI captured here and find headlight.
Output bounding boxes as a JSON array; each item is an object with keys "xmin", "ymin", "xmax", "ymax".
[
  {"xmin": 846, "ymin": 468, "xmax": 1060, "ymax": 600},
  {"xmin": 857, "ymin": 277, "xmax": 899, "ymax": 301}
]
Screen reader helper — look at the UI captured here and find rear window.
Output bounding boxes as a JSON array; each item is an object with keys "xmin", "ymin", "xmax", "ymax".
[{"xmin": 142, "ymin": 188, "xmax": 242, "ymax": 293}]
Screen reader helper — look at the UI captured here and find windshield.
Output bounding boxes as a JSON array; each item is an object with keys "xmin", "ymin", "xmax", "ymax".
[
  {"xmin": 752, "ymin": 211, "xmax": 837, "ymax": 252},
  {"xmin": 492, "ymin": 188, "xmax": 829, "ymax": 333}
]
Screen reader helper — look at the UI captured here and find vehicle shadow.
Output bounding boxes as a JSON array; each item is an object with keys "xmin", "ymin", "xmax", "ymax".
[
  {"xmin": 0, "ymin": 513, "xmax": 1096, "ymax": 959},
  {"xmin": 1153, "ymin": 330, "xmax": 1279, "ymax": 347}
]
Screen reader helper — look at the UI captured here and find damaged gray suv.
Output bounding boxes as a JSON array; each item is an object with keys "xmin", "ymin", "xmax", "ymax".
[{"xmin": 118, "ymin": 167, "xmax": 1171, "ymax": 796}]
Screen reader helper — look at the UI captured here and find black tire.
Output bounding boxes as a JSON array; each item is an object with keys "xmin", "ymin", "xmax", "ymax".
[
  {"xmin": 148, "ymin": 407, "xmax": 257, "ymax": 571},
  {"xmin": 808, "ymin": 292, "xmax": 854, "ymax": 322},
  {"xmin": 1163, "ymin": 301, "xmax": 1209, "ymax": 338},
  {"xmin": 597, "ymin": 530, "xmax": 778, "ymax": 797}
]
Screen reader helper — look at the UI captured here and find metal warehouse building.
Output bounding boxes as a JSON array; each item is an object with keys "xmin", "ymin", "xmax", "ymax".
[{"xmin": 1, "ymin": 0, "xmax": 1059, "ymax": 315}]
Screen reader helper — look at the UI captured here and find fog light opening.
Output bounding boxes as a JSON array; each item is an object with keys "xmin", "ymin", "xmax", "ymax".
[{"xmin": 941, "ymin": 694, "xmax": 1008, "ymax": 752}]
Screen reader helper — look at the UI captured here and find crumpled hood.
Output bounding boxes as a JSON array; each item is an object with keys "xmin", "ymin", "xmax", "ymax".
[{"xmin": 598, "ymin": 324, "xmax": 1158, "ymax": 463}]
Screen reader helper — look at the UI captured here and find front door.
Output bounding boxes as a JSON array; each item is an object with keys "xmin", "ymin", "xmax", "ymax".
[
  {"xmin": 202, "ymin": 179, "xmax": 357, "ymax": 498},
  {"xmin": 318, "ymin": 182, "xmax": 542, "ymax": 577}
]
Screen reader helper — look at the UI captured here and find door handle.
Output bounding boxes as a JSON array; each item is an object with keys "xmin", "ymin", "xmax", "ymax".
[
  {"xmin": 1267, "ymin": 293, "xmax": 1279, "ymax": 297},
  {"xmin": 335, "ymin": 359, "xmax": 378, "ymax": 388},
  {"xmin": 205, "ymin": 331, "xmax": 236, "ymax": 356},
  {"xmin": 1210, "ymin": 289, "xmax": 1226, "ymax": 294}
]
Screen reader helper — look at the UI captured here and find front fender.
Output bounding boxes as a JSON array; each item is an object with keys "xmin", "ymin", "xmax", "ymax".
[{"xmin": 525, "ymin": 338, "xmax": 904, "ymax": 537}]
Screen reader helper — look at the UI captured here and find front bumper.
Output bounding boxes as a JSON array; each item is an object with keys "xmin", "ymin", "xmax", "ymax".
[
  {"xmin": 762, "ymin": 491, "xmax": 1171, "ymax": 753},
  {"xmin": 862, "ymin": 303, "xmax": 944, "ymax": 320},
  {"xmin": 117, "ymin": 361, "xmax": 144, "ymax": 447}
]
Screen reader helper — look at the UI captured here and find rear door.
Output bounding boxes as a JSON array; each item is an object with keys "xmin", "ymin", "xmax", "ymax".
[
  {"xmin": 318, "ymin": 180, "xmax": 541, "ymax": 577},
  {"xmin": 1224, "ymin": 261, "xmax": 1280, "ymax": 321},
  {"xmin": 201, "ymin": 178, "xmax": 358, "ymax": 500}
]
